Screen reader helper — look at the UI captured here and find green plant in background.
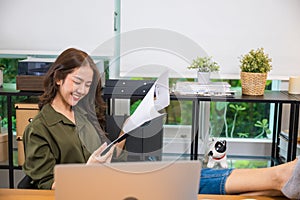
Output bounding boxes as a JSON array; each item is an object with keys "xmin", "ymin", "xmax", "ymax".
[
  {"xmin": 0, "ymin": 58, "xmax": 22, "ymax": 83},
  {"xmin": 1, "ymin": 116, "xmax": 16, "ymax": 131},
  {"xmin": 130, "ymin": 99, "xmax": 142, "ymax": 115},
  {"xmin": 187, "ymin": 56, "xmax": 220, "ymax": 72},
  {"xmin": 239, "ymin": 48, "xmax": 272, "ymax": 73},
  {"xmin": 209, "ymin": 78, "xmax": 272, "ymax": 139},
  {"xmin": 210, "ymin": 101, "xmax": 271, "ymax": 138},
  {"xmin": 0, "ymin": 58, "xmax": 27, "ymax": 132},
  {"xmin": 103, "ymin": 60, "xmax": 110, "ymax": 80},
  {"xmin": 254, "ymin": 119, "xmax": 271, "ymax": 138},
  {"xmin": 214, "ymin": 102, "xmax": 246, "ymax": 138},
  {"xmin": 228, "ymin": 104, "xmax": 246, "ymax": 138},
  {"xmin": 237, "ymin": 132, "xmax": 250, "ymax": 138},
  {"xmin": 0, "ymin": 63, "xmax": 5, "ymax": 70},
  {"xmin": 216, "ymin": 102, "xmax": 229, "ymax": 137},
  {"xmin": 233, "ymin": 160, "xmax": 269, "ymax": 169}
]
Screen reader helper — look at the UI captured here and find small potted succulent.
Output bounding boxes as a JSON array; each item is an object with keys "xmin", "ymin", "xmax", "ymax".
[
  {"xmin": 239, "ymin": 47, "xmax": 272, "ymax": 95},
  {"xmin": 188, "ymin": 56, "xmax": 220, "ymax": 84}
]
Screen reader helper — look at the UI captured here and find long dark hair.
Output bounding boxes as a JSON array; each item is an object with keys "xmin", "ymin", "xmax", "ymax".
[{"xmin": 39, "ymin": 48, "xmax": 108, "ymax": 141}]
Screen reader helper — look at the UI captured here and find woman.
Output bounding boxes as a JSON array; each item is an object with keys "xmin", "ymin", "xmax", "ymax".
[
  {"xmin": 22, "ymin": 48, "xmax": 299, "ymax": 199},
  {"xmin": 22, "ymin": 48, "xmax": 125, "ymax": 189}
]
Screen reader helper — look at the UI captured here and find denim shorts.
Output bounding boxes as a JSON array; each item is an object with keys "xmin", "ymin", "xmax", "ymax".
[{"xmin": 199, "ymin": 168, "xmax": 234, "ymax": 195}]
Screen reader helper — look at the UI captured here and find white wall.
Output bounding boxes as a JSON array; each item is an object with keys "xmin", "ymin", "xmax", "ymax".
[
  {"xmin": 120, "ymin": 0, "xmax": 300, "ymax": 80},
  {"xmin": 1, "ymin": 0, "xmax": 300, "ymax": 80},
  {"xmin": 0, "ymin": 0, "xmax": 114, "ymax": 56}
]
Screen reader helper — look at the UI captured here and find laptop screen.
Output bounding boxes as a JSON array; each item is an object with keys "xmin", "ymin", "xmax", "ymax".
[{"xmin": 55, "ymin": 160, "xmax": 201, "ymax": 200}]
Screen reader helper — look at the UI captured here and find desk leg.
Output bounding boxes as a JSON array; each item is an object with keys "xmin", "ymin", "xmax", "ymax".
[
  {"xmin": 194, "ymin": 101, "xmax": 200, "ymax": 160},
  {"xmin": 7, "ymin": 95, "xmax": 14, "ymax": 188},
  {"xmin": 271, "ymin": 103, "xmax": 280, "ymax": 165},
  {"xmin": 276, "ymin": 104, "xmax": 283, "ymax": 162},
  {"xmin": 191, "ymin": 100, "xmax": 199, "ymax": 160},
  {"xmin": 287, "ymin": 103, "xmax": 297, "ymax": 162},
  {"xmin": 291, "ymin": 103, "xmax": 299, "ymax": 160}
]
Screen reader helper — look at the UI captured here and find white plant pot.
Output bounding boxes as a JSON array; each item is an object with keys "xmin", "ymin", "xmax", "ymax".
[{"xmin": 197, "ymin": 72, "xmax": 210, "ymax": 84}]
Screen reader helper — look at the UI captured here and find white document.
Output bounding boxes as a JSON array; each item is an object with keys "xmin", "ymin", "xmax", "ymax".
[
  {"xmin": 122, "ymin": 70, "xmax": 169, "ymax": 133},
  {"xmin": 101, "ymin": 70, "xmax": 170, "ymax": 155}
]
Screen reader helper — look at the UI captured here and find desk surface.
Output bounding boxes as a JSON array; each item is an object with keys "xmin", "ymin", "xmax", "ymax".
[
  {"xmin": 171, "ymin": 90, "xmax": 299, "ymax": 103},
  {"xmin": 102, "ymin": 90, "xmax": 299, "ymax": 104},
  {"xmin": 0, "ymin": 189, "xmax": 288, "ymax": 200},
  {"xmin": 0, "ymin": 85, "xmax": 297, "ymax": 103}
]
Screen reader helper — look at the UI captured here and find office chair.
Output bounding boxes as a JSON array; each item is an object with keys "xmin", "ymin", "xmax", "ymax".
[{"xmin": 17, "ymin": 175, "xmax": 37, "ymax": 189}]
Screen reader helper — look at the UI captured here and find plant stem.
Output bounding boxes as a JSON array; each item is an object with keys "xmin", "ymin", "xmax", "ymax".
[
  {"xmin": 230, "ymin": 112, "xmax": 238, "ymax": 138},
  {"xmin": 224, "ymin": 104, "xmax": 228, "ymax": 138},
  {"xmin": 255, "ymin": 128, "xmax": 265, "ymax": 138}
]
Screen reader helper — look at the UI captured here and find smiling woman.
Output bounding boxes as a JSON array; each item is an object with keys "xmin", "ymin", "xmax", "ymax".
[
  {"xmin": 51, "ymin": 65, "xmax": 94, "ymax": 123},
  {"xmin": 20, "ymin": 48, "xmax": 126, "ymax": 189}
]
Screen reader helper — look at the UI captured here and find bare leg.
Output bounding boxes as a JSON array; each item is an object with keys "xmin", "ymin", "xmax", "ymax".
[{"xmin": 225, "ymin": 158, "xmax": 297, "ymax": 195}]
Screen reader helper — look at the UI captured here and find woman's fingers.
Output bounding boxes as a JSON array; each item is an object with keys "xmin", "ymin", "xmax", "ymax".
[
  {"xmin": 86, "ymin": 143, "xmax": 116, "ymax": 164},
  {"xmin": 93, "ymin": 142, "xmax": 108, "ymax": 155},
  {"xmin": 100, "ymin": 144, "xmax": 115, "ymax": 163}
]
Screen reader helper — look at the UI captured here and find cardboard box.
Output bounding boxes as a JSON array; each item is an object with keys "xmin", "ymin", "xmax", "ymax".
[
  {"xmin": 0, "ymin": 133, "xmax": 8, "ymax": 162},
  {"xmin": 16, "ymin": 75, "xmax": 45, "ymax": 91},
  {"xmin": 15, "ymin": 101, "xmax": 39, "ymax": 166}
]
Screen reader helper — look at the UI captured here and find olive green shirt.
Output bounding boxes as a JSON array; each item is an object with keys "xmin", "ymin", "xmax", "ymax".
[{"xmin": 22, "ymin": 104, "xmax": 102, "ymax": 189}]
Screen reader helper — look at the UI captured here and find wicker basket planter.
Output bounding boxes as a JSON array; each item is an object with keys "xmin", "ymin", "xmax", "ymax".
[{"xmin": 240, "ymin": 72, "xmax": 267, "ymax": 95}]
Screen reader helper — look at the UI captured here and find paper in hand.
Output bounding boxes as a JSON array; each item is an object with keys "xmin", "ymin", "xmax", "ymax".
[
  {"xmin": 101, "ymin": 70, "xmax": 170, "ymax": 156},
  {"xmin": 122, "ymin": 70, "xmax": 169, "ymax": 133}
]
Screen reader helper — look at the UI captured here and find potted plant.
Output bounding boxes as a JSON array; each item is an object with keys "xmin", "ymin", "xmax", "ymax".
[
  {"xmin": 188, "ymin": 56, "xmax": 220, "ymax": 84},
  {"xmin": 239, "ymin": 48, "xmax": 272, "ymax": 95}
]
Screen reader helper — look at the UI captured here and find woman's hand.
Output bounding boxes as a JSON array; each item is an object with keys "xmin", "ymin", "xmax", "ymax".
[
  {"xmin": 86, "ymin": 142, "xmax": 115, "ymax": 165},
  {"xmin": 52, "ymin": 143, "xmax": 114, "ymax": 190},
  {"xmin": 51, "ymin": 182, "xmax": 56, "ymax": 190},
  {"xmin": 116, "ymin": 130, "xmax": 126, "ymax": 158}
]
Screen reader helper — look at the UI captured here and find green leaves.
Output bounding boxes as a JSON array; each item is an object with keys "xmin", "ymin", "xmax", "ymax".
[
  {"xmin": 229, "ymin": 104, "xmax": 246, "ymax": 112},
  {"xmin": 237, "ymin": 132, "xmax": 249, "ymax": 138},
  {"xmin": 240, "ymin": 48, "xmax": 272, "ymax": 73},
  {"xmin": 0, "ymin": 64, "xmax": 5, "ymax": 70},
  {"xmin": 187, "ymin": 56, "xmax": 220, "ymax": 72},
  {"xmin": 255, "ymin": 118, "xmax": 269, "ymax": 128},
  {"xmin": 0, "ymin": 58, "xmax": 21, "ymax": 83},
  {"xmin": 254, "ymin": 118, "xmax": 271, "ymax": 138}
]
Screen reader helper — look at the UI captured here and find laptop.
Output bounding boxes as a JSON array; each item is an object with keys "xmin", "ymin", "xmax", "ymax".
[{"xmin": 54, "ymin": 160, "xmax": 201, "ymax": 200}]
